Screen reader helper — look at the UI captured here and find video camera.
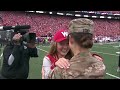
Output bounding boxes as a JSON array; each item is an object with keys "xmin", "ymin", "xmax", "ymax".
[{"xmin": 0, "ymin": 25, "xmax": 36, "ymax": 44}]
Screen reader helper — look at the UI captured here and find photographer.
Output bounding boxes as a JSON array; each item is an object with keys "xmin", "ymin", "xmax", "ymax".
[{"xmin": 0, "ymin": 33, "xmax": 38, "ymax": 79}]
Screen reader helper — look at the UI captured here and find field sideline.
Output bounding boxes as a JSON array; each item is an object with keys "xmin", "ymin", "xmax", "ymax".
[{"xmin": 0, "ymin": 42, "xmax": 120, "ymax": 79}]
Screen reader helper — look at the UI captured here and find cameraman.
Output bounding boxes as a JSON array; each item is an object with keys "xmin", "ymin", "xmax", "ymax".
[{"xmin": 0, "ymin": 33, "xmax": 38, "ymax": 79}]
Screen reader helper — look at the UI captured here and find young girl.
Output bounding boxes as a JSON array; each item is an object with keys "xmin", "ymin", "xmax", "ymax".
[{"xmin": 42, "ymin": 30, "xmax": 72, "ymax": 79}]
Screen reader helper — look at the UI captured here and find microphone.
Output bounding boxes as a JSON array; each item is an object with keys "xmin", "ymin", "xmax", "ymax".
[
  {"xmin": 0, "ymin": 25, "xmax": 31, "ymax": 30},
  {"xmin": 14, "ymin": 25, "xmax": 31, "ymax": 30}
]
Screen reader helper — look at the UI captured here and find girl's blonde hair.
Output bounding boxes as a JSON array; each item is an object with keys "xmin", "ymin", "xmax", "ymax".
[{"xmin": 48, "ymin": 42, "xmax": 57, "ymax": 56}]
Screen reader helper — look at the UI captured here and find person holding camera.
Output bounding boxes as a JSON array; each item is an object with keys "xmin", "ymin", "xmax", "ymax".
[{"xmin": 0, "ymin": 33, "xmax": 38, "ymax": 79}]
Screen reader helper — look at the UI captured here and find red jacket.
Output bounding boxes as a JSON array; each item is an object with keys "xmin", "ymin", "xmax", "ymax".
[{"xmin": 47, "ymin": 54, "xmax": 57, "ymax": 70}]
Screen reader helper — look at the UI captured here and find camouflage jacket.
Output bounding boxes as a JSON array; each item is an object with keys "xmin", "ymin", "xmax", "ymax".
[{"xmin": 48, "ymin": 52, "xmax": 106, "ymax": 79}]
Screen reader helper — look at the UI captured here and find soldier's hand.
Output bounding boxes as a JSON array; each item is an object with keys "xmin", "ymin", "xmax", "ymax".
[{"xmin": 55, "ymin": 58, "xmax": 70, "ymax": 69}]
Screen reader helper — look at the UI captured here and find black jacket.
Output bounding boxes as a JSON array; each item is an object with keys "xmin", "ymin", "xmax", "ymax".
[{"xmin": 1, "ymin": 43, "xmax": 38, "ymax": 79}]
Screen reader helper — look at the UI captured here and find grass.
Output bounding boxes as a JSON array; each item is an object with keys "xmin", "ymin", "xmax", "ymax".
[{"xmin": 0, "ymin": 42, "xmax": 120, "ymax": 79}]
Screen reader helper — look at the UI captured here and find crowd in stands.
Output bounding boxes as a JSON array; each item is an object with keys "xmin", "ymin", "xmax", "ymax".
[{"xmin": 0, "ymin": 11, "xmax": 120, "ymax": 43}]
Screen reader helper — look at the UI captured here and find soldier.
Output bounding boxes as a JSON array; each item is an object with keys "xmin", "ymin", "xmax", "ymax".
[{"xmin": 48, "ymin": 18, "xmax": 106, "ymax": 79}]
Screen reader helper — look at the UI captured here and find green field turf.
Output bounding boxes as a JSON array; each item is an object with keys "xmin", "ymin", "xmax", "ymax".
[{"xmin": 0, "ymin": 42, "xmax": 120, "ymax": 79}]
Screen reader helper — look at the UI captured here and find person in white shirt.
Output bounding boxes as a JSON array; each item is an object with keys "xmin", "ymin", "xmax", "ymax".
[{"xmin": 42, "ymin": 29, "xmax": 72, "ymax": 79}]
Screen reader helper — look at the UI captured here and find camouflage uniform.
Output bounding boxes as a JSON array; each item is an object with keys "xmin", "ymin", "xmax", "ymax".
[
  {"xmin": 48, "ymin": 52, "xmax": 105, "ymax": 79},
  {"xmin": 48, "ymin": 18, "xmax": 106, "ymax": 79}
]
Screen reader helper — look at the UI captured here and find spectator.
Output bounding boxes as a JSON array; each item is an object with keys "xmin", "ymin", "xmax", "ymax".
[{"xmin": 42, "ymin": 30, "xmax": 72, "ymax": 79}]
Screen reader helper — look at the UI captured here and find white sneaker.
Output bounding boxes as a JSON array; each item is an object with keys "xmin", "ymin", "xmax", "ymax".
[{"xmin": 117, "ymin": 67, "xmax": 120, "ymax": 72}]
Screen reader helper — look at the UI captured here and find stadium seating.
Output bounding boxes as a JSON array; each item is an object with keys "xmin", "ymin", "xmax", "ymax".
[{"xmin": 0, "ymin": 11, "xmax": 120, "ymax": 39}]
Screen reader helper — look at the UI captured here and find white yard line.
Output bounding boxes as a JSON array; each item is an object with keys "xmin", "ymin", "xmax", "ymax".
[
  {"xmin": 37, "ymin": 48, "xmax": 48, "ymax": 53},
  {"xmin": 38, "ymin": 47, "xmax": 118, "ymax": 56},
  {"xmin": 94, "ymin": 42, "xmax": 119, "ymax": 45},
  {"xmin": 93, "ymin": 46, "xmax": 116, "ymax": 49},
  {"xmin": 39, "ymin": 45, "xmax": 50, "ymax": 47},
  {"xmin": 91, "ymin": 51, "xmax": 119, "ymax": 56},
  {"xmin": 39, "ymin": 45, "xmax": 119, "ymax": 56},
  {"xmin": 106, "ymin": 73, "xmax": 120, "ymax": 79},
  {"xmin": 37, "ymin": 47, "xmax": 120, "ymax": 79}
]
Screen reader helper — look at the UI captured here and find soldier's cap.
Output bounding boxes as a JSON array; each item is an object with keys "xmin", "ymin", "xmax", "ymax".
[{"xmin": 69, "ymin": 18, "xmax": 94, "ymax": 34}]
